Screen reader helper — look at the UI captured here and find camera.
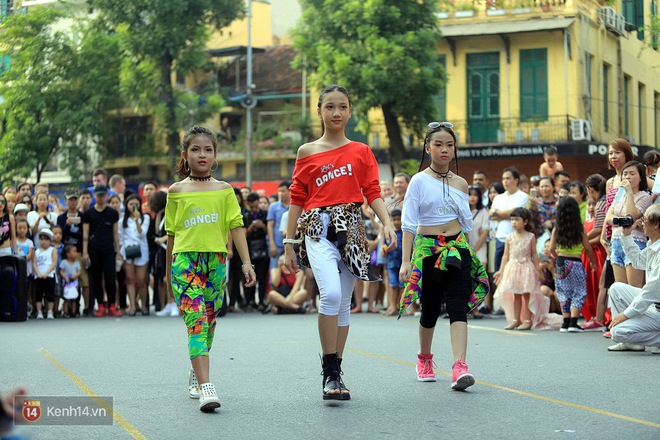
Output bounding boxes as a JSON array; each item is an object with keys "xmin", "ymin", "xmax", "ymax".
[{"xmin": 612, "ymin": 215, "xmax": 634, "ymax": 227}]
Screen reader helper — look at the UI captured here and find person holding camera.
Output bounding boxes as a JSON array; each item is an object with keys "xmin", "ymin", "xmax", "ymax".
[
  {"xmin": 604, "ymin": 161, "xmax": 652, "ymax": 288},
  {"xmin": 607, "ymin": 204, "xmax": 660, "ymax": 353}
]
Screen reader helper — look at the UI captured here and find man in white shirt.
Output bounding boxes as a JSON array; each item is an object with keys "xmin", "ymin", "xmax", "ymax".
[
  {"xmin": 608, "ymin": 204, "xmax": 660, "ymax": 353},
  {"xmin": 488, "ymin": 167, "xmax": 529, "ymax": 271}
]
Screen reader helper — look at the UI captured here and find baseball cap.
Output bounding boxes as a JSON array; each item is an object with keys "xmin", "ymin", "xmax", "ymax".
[
  {"xmin": 13, "ymin": 203, "xmax": 29, "ymax": 214},
  {"xmin": 65, "ymin": 188, "xmax": 79, "ymax": 199},
  {"xmin": 38, "ymin": 229, "xmax": 53, "ymax": 239},
  {"xmin": 93, "ymin": 184, "xmax": 108, "ymax": 195}
]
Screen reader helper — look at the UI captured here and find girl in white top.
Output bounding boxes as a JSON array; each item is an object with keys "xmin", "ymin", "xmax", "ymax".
[
  {"xmin": 33, "ymin": 229, "xmax": 58, "ymax": 319},
  {"xmin": 27, "ymin": 192, "xmax": 58, "ymax": 241},
  {"xmin": 119, "ymin": 194, "xmax": 151, "ymax": 315},
  {"xmin": 400, "ymin": 122, "xmax": 488, "ymax": 391}
]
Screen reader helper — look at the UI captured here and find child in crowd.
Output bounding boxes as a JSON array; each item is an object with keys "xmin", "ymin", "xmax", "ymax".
[
  {"xmin": 494, "ymin": 208, "xmax": 559, "ymax": 330},
  {"xmin": 267, "ymin": 255, "xmax": 308, "ymax": 313},
  {"xmin": 15, "ymin": 219, "xmax": 34, "ymax": 276},
  {"xmin": 539, "ymin": 146, "xmax": 564, "ymax": 178},
  {"xmin": 51, "ymin": 225, "xmax": 64, "ymax": 264},
  {"xmin": 383, "ymin": 209, "xmax": 403, "ymax": 317},
  {"xmin": 549, "ymin": 197, "xmax": 597, "ymax": 332},
  {"xmin": 568, "ymin": 181, "xmax": 587, "ymax": 222},
  {"xmin": 33, "ymin": 229, "xmax": 57, "ymax": 320},
  {"xmin": 59, "ymin": 244, "xmax": 81, "ymax": 318},
  {"xmin": 539, "ymin": 241, "xmax": 561, "ymax": 314}
]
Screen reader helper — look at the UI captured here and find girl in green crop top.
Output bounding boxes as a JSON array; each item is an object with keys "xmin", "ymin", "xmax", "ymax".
[
  {"xmin": 166, "ymin": 126, "xmax": 256, "ymax": 412},
  {"xmin": 549, "ymin": 197, "xmax": 597, "ymax": 332}
]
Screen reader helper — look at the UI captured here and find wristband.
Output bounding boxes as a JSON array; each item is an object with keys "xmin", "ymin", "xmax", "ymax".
[
  {"xmin": 283, "ymin": 238, "xmax": 302, "ymax": 245},
  {"xmin": 242, "ymin": 263, "xmax": 255, "ymax": 271}
]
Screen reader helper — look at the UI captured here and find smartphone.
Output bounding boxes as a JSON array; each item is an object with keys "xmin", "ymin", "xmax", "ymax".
[{"xmin": 70, "ymin": 217, "xmax": 81, "ymax": 224}]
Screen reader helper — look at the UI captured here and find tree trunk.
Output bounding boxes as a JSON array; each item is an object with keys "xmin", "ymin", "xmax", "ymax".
[
  {"xmin": 160, "ymin": 54, "xmax": 180, "ymax": 159},
  {"xmin": 381, "ymin": 103, "xmax": 406, "ymax": 173}
]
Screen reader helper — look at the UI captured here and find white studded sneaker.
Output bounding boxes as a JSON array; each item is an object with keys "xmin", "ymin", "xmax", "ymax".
[
  {"xmin": 198, "ymin": 383, "xmax": 221, "ymax": 412},
  {"xmin": 189, "ymin": 368, "xmax": 200, "ymax": 399}
]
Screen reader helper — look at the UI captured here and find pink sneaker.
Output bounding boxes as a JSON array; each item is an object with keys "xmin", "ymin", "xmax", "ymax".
[
  {"xmin": 581, "ymin": 319, "xmax": 607, "ymax": 332},
  {"xmin": 603, "ymin": 331, "xmax": 612, "ymax": 339},
  {"xmin": 451, "ymin": 360, "xmax": 475, "ymax": 391},
  {"xmin": 416, "ymin": 353, "xmax": 437, "ymax": 382}
]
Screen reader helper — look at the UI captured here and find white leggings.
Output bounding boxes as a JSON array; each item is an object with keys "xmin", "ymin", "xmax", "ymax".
[{"xmin": 305, "ymin": 213, "xmax": 356, "ymax": 327}]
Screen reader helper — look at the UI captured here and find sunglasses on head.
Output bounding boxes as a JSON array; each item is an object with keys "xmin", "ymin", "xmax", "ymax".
[{"xmin": 427, "ymin": 121, "xmax": 454, "ymax": 130}]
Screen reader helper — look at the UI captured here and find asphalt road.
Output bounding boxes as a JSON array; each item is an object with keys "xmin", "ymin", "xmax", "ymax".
[{"xmin": 1, "ymin": 311, "xmax": 658, "ymax": 440}]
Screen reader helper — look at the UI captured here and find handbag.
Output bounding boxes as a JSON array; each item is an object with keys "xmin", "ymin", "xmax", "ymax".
[
  {"xmin": 63, "ymin": 281, "xmax": 79, "ymax": 300},
  {"xmin": 248, "ymin": 238, "xmax": 268, "ymax": 261},
  {"xmin": 124, "ymin": 244, "xmax": 142, "ymax": 260}
]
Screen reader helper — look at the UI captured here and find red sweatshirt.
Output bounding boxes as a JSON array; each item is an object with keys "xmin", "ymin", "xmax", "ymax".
[{"xmin": 289, "ymin": 142, "xmax": 381, "ymax": 210}]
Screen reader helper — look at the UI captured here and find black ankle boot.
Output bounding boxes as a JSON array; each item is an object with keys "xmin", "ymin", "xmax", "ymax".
[
  {"xmin": 337, "ymin": 358, "xmax": 351, "ymax": 400},
  {"xmin": 321, "ymin": 353, "xmax": 341, "ymax": 400}
]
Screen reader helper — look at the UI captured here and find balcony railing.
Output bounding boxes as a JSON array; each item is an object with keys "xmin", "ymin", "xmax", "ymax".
[
  {"xmin": 435, "ymin": 0, "xmax": 577, "ymax": 19},
  {"xmin": 440, "ymin": 115, "xmax": 573, "ymax": 145}
]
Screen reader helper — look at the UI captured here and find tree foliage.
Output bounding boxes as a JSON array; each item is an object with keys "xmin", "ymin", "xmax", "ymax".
[
  {"xmin": 0, "ymin": 8, "xmax": 121, "ymax": 183},
  {"xmin": 293, "ymin": 0, "xmax": 445, "ymax": 170},
  {"xmin": 89, "ymin": 0, "xmax": 243, "ymax": 160}
]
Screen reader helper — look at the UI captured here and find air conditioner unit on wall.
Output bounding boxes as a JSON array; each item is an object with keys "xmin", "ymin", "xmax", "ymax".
[
  {"xmin": 571, "ymin": 119, "xmax": 592, "ymax": 141},
  {"xmin": 600, "ymin": 6, "xmax": 625, "ymax": 36},
  {"xmin": 614, "ymin": 14, "xmax": 626, "ymax": 35}
]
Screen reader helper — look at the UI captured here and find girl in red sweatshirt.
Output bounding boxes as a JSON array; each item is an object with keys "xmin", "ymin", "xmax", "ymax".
[{"xmin": 283, "ymin": 85, "xmax": 397, "ymax": 401}]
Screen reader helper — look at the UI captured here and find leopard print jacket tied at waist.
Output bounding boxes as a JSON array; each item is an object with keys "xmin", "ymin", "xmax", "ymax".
[{"xmin": 297, "ymin": 203, "xmax": 380, "ymax": 282}]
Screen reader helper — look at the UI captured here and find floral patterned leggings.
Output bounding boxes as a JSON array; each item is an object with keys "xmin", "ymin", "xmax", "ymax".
[{"xmin": 171, "ymin": 252, "xmax": 226, "ymax": 359}]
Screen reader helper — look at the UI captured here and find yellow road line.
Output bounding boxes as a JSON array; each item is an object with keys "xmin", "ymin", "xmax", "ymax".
[
  {"xmin": 42, "ymin": 349, "xmax": 147, "ymax": 440},
  {"xmin": 346, "ymin": 347, "xmax": 660, "ymax": 429}
]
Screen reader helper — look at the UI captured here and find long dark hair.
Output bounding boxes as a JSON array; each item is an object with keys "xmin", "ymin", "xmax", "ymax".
[
  {"xmin": 487, "ymin": 182, "xmax": 504, "ymax": 209},
  {"xmin": 555, "ymin": 196, "xmax": 583, "ymax": 248},
  {"xmin": 468, "ymin": 186, "xmax": 484, "ymax": 211},
  {"xmin": 122, "ymin": 194, "xmax": 144, "ymax": 229},
  {"xmin": 418, "ymin": 124, "xmax": 459, "ymax": 174},
  {"xmin": 176, "ymin": 126, "xmax": 217, "ymax": 178},
  {"xmin": 317, "ymin": 84, "xmax": 351, "ymax": 136},
  {"xmin": 149, "ymin": 190, "xmax": 167, "ymax": 214}
]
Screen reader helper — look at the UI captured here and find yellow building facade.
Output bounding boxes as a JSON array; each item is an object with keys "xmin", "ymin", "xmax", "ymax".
[{"xmin": 362, "ymin": 0, "xmax": 659, "ymax": 181}]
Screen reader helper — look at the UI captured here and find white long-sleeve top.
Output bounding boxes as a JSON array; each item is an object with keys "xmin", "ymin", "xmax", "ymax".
[
  {"xmin": 621, "ymin": 234, "xmax": 660, "ymax": 318},
  {"xmin": 402, "ymin": 172, "xmax": 472, "ymax": 235},
  {"xmin": 118, "ymin": 214, "xmax": 150, "ymax": 266}
]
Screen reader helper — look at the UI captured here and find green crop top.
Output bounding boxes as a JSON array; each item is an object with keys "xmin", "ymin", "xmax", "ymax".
[
  {"xmin": 165, "ymin": 188, "xmax": 244, "ymax": 254},
  {"xmin": 556, "ymin": 242, "xmax": 583, "ymax": 257}
]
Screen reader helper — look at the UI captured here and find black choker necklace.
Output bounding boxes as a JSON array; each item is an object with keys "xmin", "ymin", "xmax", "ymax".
[
  {"xmin": 189, "ymin": 174, "xmax": 212, "ymax": 181},
  {"xmin": 428, "ymin": 165, "xmax": 450, "ymax": 179}
]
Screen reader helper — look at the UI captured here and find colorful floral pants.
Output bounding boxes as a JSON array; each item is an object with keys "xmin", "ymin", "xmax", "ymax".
[{"xmin": 171, "ymin": 252, "xmax": 226, "ymax": 359}]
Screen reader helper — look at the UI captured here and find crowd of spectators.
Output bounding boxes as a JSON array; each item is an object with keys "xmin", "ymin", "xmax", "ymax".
[{"xmin": 2, "ymin": 142, "xmax": 659, "ymax": 353}]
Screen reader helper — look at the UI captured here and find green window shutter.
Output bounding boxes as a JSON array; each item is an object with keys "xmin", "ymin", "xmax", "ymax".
[
  {"xmin": 653, "ymin": 1, "xmax": 659, "ymax": 49},
  {"xmin": 433, "ymin": 55, "xmax": 447, "ymax": 122},
  {"xmin": 520, "ymin": 48, "xmax": 548, "ymax": 121},
  {"xmin": 635, "ymin": 0, "xmax": 644, "ymax": 40}
]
